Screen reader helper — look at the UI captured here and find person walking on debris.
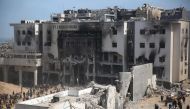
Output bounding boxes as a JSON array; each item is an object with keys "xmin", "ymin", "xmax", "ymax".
[
  {"xmin": 155, "ymin": 104, "xmax": 159, "ymax": 109},
  {"xmin": 161, "ymin": 95, "xmax": 164, "ymax": 102},
  {"xmin": 168, "ymin": 102, "xmax": 174, "ymax": 109},
  {"xmin": 182, "ymin": 96, "xmax": 185, "ymax": 103},
  {"xmin": 178, "ymin": 100, "xmax": 182, "ymax": 109},
  {"xmin": 172, "ymin": 99, "xmax": 177, "ymax": 108}
]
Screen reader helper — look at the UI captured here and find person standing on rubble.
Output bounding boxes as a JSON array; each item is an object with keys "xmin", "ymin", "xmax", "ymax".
[
  {"xmin": 160, "ymin": 95, "xmax": 164, "ymax": 102},
  {"xmin": 154, "ymin": 104, "xmax": 159, "ymax": 109},
  {"xmin": 178, "ymin": 100, "xmax": 182, "ymax": 109},
  {"xmin": 172, "ymin": 99, "xmax": 177, "ymax": 108},
  {"xmin": 182, "ymin": 96, "xmax": 185, "ymax": 103}
]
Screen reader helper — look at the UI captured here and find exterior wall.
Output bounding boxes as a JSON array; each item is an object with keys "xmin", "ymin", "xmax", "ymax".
[
  {"xmin": 132, "ymin": 63, "xmax": 153, "ymax": 101},
  {"xmin": 178, "ymin": 21, "xmax": 189, "ymax": 81},
  {"xmin": 41, "ymin": 21, "xmax": 127, "ymax": 85},
  {"xmin": 11, "ymin": 23, "xmax": 40, "ymax": 53},
  {"xmin": 134, "ymin": 21, "xmax": 171, "ymax": 82},
  {"xmin": 0, "ymin": 22, "xmax": 43, "ymax": 86},
  {"xmin": 134, "ymin": 20, "xmax": 189, "ymax": 83},
  {"xmin": 102, "ymin": 22, "xmax": 125, "ymax": 56}
]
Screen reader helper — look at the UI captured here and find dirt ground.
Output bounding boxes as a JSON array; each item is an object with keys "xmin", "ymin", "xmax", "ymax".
[
  {"xmin": 0, "ymin": 81, "xmax": 28, "ymax": 94},
  {"xmin": 134, "ymin": 95, "xmax": 190, "ymax": 109},
  {"xmin": 127, "ymin": 79, "xmax": 190, "ymax": 109}
]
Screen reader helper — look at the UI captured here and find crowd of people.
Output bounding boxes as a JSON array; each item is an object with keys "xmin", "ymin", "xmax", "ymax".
[
  {"xmin": 0, "ymin": 84, "xmax": 64, "ymax": 109},
  {"xmin": 0, "ymin": 92, "xmax": 21, "ymax": 109},
  {"xmin": 155, "ymin": 94, "xmax": 190, "ymax": 109}
]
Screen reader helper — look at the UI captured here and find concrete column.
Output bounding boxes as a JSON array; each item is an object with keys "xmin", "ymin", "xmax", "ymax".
[
  {"xmin": 3, "ymin": 66, "xmax": 8, "ymax": 82},
  {"xmin": 62, "ymin": 64, "xmax": 65, "ymax": 84},
  {"xmin": 19, "ymin": 69, "xmax": 22, "ymax": 86},
  {"xmin": 34, "ymin": 69, "xmax": 38, "ymax": 86},
  {"xmin": 93, "ymin": 56, "xmax": 96, "ymax": 81},
  {"xmin": 86, "ymin": 58, "xmax": 89, "ymax": 80}
]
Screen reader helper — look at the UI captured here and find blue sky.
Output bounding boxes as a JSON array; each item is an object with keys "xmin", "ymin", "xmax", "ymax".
[{"xmin": 0, "ymin": 0, "xmax": 190, "ymax": 41}]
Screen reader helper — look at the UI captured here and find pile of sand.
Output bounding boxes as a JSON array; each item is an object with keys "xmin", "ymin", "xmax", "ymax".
[{"xmin": 0, "ymin": 81, "xmax": 28, "ymax": 94}]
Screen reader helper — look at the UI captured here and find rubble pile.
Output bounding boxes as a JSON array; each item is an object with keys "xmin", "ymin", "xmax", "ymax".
[{"xmin": 0, "ymin": 43, "xmax": 12, "ymax": 53}]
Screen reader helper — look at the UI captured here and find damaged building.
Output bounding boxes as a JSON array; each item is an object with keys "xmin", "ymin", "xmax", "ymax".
[
  {"xmin": 42, "ymin": 20, "xmax": 128, "ymax": 85},
  {"xmin": 126, "ymin": 14, "xmax": 189, "ymax": 87},
  {"xmin": 0, "ymin": 20, "xmax": 43, "ymax": 86},
  {"xmin": 0, "ymin": 4, "xmax": 189, "ymax": 87},
  {"xmin": 15, "ymin": 63, "xmax": 156, "ymax": 109}
]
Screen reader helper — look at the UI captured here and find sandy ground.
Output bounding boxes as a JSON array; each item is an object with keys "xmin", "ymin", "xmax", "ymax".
[
  {"xmin": 0, "ymin": 81, "xmax": 28, "ymax": 94},
  {"xmin": 134, "ymin": 95, "xmax": 190, "ymax": 109},
  {"xmin": 126, "ymin": 79, "xmax": 190, "ymax": 109}
]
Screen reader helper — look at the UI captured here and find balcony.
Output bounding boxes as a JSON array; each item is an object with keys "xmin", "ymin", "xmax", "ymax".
[{"xmin": 0, "ymin": 52, "xmax": 42, "ymax": 67}]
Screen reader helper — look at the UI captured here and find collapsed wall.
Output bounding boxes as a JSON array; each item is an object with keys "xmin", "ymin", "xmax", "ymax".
[{"xmin": 132, "ymin": 63, "xmax": 153, "ymax": 101}]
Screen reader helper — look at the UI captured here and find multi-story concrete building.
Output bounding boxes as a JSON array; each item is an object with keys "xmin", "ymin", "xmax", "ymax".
[
  {"xmin": 0, "ymin": 4, "xmax": 189, "ymax": 87},
  {"xmin": 0, "ymin": 20, "xmax": 43, "ymax": 86},
  {"xmin": 42, "ymin": 20, "xmax": 128, "ymax": 85},
  {"xmin": 131, "ymin": 20, "xmax": 189, "ymax": 85}
]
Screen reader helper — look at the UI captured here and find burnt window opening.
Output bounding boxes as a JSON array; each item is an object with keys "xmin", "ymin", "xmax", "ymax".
[
  {"xmin": 181, "ymin": 55, "xmax": 183, "ymax": 61},
  {"xmin": 113, "ymin": 65, "xmax": 122, "ymax": 74},
  {"xmin": 49, "ymin": 63, "xmax": 55, "ymax": 71},
  {"xmin": 136, "ymin": 54, "xmax": 148, "ymax": 64},
  {"xmin": 127, "ymin": 29, "xmax": 134, "ymax": 34},
  {"xmin": 102, "ymin": 64, "xmax": 111, "ymax": 74},
  {"xmin": 182, "ymin": 29, "xmax": 184, "ymax": 34},
  {"xmin": 185, "ymin": 49, "xmax": 187, "ymax": 60},
  {"xmin": 89, "ymin": 64, "xmax": 93, "ymax": 74},
  {"xmin": 111, "ymin": 27, "xmax": 117, "ymax": 35},
  {"xmin": 17, "ymin": 30, "xmax": 20, "ymax": 35},
  {"xmin": 149, "ymin": 43, "xmax": 155, "ymax": 48},
  {"xmin": 47, "ymin": 30, "xmax": 51, "ymax": 35},
  {"xmin": 87, "ymin": 40, "xmax": 91, "ymax": 47},
  {"xmin": 57, "ymin": 35, "xmax": 64, "ymax": 48},
  {"xmin": 159, "ymin": 56, "xmax": 165, "ymax": 63},
  {"xmin": 160, "ymin": 29, "xmax": 165, "ymax": 34},
  {"xmin": 112, "ymin": 42, "xmax": 117, "ymax": 48},
  {"xmin": 27, "ymin": 42, "xmax": 31, "ymax": 46},
  {"xmin": 66, "ymin": 41, "xmax": 70, "ymax": 47},
  {"xmin": 185, "ymin": 69, "xmax": 187, "ymax": 74},
  {"xmin": 48, "ymin": 53, "xmax": 54, "ymax": 59},
  {"xmin": 39, "ymin": 31, "xmax": 43, "ymax": 36},
  {"xmin": 153, "ymin": 67, "xmax": 164, "ymax": 79},
  {"xmin": 22, "ymin": 30, "xmax": 25, "ymax": 35},
  {"xmin": 104, "ymin": 52, "xmax": 108, "ymax": 62},
  {"xmin": 149, "ymin": 51, "xmax": 156, "ymax": 63},
  {"xmin": 150, "ymin": 30, "xmax": 156, "ymax": 34},
  {"xmin": 113, "ymin": 55, "xmax": 118, "ymax": 63},
  {"xmin": 140, "ymin": 29, "xmax": 145, "ymax": 34},
  {"xmin": 27, "ymin": 30, "xmax": 33, "ymax": 35},
  {"xmin": 140, "ymin": 43, "xmax": 145, "ymax": 48},
  {"xmin": 186, "ymin": 29, "xmax": 188, "ymax": 34},
  {"xmin": 17, "ymin": 41, "xmax": 21, "ymax": 46},
  {"xmin": 184, "ymin": 40, "xmax": 188, "ymax": 48},
  {"xmin": 159, "ymin": 41, "xmax": 165, "ymax": 48},
  {"xmin": 45, "ymin": 35, "xmax": 52, "ymax": 46},
  {"xmin": 22, "ymin": 41, "xmax": 26, "ymax": 46}
]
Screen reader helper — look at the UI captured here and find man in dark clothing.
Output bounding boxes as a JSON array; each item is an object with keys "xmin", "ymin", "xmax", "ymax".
[
  {"xmin": 182, "ymin": 96, "xmax": 186, "ymax": 103},
  {"xmin": 161, "ymin": 95, "xmax": 164, "ymax": 102},
  {"xmin": 155, "ymin": 104, "xmax": 159, "ymax": 109},
  {"xmin": 172, "ymin": 99, "xmax": 177, "ymax": 108},
  {"xmin": 178, "ymin": 101, "xmax": 182, "ymax": 109},
  {"xmin": 187, "ymin": 105, "xmax": 190, "ymax": 109}
]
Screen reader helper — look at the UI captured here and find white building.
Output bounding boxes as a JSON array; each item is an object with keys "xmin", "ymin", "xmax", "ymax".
[
  {"xmin": 0, "ymin": 20, "xmax": 43, "ymax": 86},
  {"xmin": 132, "ymin": 20, "xmax": 189, "ymax": 84}
]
